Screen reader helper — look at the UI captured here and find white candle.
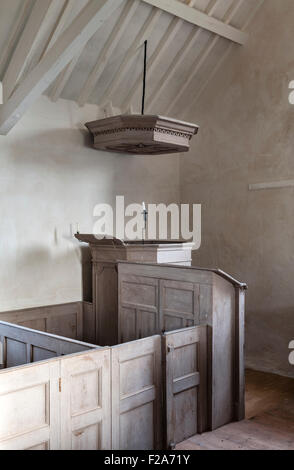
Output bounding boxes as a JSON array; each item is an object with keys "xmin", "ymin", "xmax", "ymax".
[{"xmin": 142, "ymin": 202, "xmax": 146, "ymax": 212}]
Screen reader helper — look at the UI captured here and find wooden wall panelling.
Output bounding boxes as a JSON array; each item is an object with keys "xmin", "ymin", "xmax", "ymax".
[
  {"xmin": 118, "ymin": 262, "xmax": 212, "ymax": 285},
  {"xmin": 159, "ymin": 279, "xmax": 200, "ymax": 332},
  {"xmin": 118, "ymin": 274, "xmax": 160, "ymax": 343},
  {"xmin": 0, "ymin": 359, "xmax": 60, "ymax": 450},
  {"xmin": 0, "ymin": 302, "xmax": 83, "ymax": 340},
  {"xmin": 60, "ymin": 348, "xmax": 111, "ymax": 450},
  {"xmin": 118, "ymin": 264, "xmax": 212, "ymax": 341},
  {"xmin": 111, "ymin": 335, "xmax": 162, "ymax": 450},
  {"xmin": 162, "ymin": 326, "xmax": 208, "ymax": 449},
  {"xmin": 82, "ymin": 301, "xmax": 95, "ymax": 345}
]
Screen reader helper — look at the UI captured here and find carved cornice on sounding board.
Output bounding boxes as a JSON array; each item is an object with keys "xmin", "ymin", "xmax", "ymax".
[
  {"xmin": 85, "ymin": 115, "xmax": 199, "ymax": 155},
  {"xmin": 92, "ymin": 126, "xmax": 194, "ymax": 140}
]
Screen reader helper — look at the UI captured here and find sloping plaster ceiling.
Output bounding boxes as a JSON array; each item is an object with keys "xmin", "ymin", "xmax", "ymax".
[{"xmin": 0, "ymin": 0, "xmax": 263, "ymax": 130}]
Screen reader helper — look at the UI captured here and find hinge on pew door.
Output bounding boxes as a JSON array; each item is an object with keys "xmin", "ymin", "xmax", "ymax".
[
  {"xmin": 59, "ymin": 378, "xmax": 62, "ymax": 392},
  {"xmin": 167, "ymin": 345, "xmax": 174, "ymax": 354}
]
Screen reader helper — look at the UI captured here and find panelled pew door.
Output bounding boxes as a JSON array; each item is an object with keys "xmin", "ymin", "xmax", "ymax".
[
  {"xmin": 111, "ymin": 335, "xmax": 162, "ymax": 450},
  {"xmin": 0, "ymin": 360, "xmax": 60, "ymax": 450},
  {"xmin": 163, "ymin": 326, "xmax": 208, "ymax": 449},
  {"xmin": 60, "ymin": 349, "xmax": 111, "ymax": 450}
]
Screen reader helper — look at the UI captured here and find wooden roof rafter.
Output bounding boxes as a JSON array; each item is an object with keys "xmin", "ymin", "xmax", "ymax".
[
  {"xmin": 145, "ymin": 0, "xmax": 220, "ymax": 113},
  {"xmin": 0, "ymin": 0, "xmax": 124, "ymax": 135},
  {"xmin": 77, "ymin": 0, "xmax": 140, "ymax": 107},
  {"xmin": 0, "ymin": 0, "xmax": 32, "ymax": 78},
  {"xmin": 2, "ymin": 0, "xmax": 56, "ymax": 102},
  {"xmin": 185, "ymin": 0, "xmax": 265, "ymax": 114},
  {"xmin": 100, "ymin": 4, "xmax": 163, "ymax": 109},
  {"xmin": 165, "ymin": 0, "xmax": 245, "ymax": 115},
  {"xmin": 141, "ymin": 0, "xmax": 248, "ymax": 44},
  {"xmin": 0, "ymin": 0, "xmax": 265, "ymax": 133},
  {"xmin": 121, "ymin": 0, "xmax": 198, "ymax": 113}
]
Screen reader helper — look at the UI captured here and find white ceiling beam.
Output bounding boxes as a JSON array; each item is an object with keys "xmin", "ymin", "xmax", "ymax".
[
  {"xmin": 2, "ymin": 0, "xmax": 58, "ymax": 102},
  {"xmin": 101, "ymin": 6, "xmax": 162, "ymax": 108},
  {"xmin": 50, "ymin": 46, "xmax": 85, "ymax": 103},
  {"xmin": 41, "ymin": 0, "xmax": 76, "ymax": 57},
  {"xmin": 49, "ymin": 0, "xmax": 90, "ymax": 103},
  {"xmin": 146, "ymin": 0, "xmax": 219, "ymax": 113},
  {"xmin": 78, "ymin": 0, "xmax": 140, "ymax": 107},
  {"xmin": 122, "ymin": 0, "xmax": 197, "ymax": 112},
  {"xmin": 185, "ymin": 0, "xmax": 265, "ymax": 113},
  {"xmin": 0, "ymin": 0, "xmax": 31, "ymax": 78},
  {"xmin": 41, "ymin": 0, "xmax": 76, "ymax": 103},
  {"xmin": 165, "ymin": 0, "xmax": 244, "ymax": 115},
  {"xmin": 141, "ymin": 0, "xmax": 248, "ymax": 44},
  {"xmin": 0, "ymin": 0, "xmax": 124, "ymax": 135}
]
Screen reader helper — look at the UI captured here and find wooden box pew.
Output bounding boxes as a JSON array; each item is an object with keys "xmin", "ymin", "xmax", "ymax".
[
  {"xmin": 0, "ymin": 259, "xmax": 247, "ymax": 449},
  {"xmin": 0, "ymin": 321, "xmax": 112, "ymax": 451},
  {"xmin": 0, "ymin": 321, "xmax": 99, "ymax": 369},
  {"xmin": 0, "ymin": 301, "xmax": 96, "ymax": 346},
  {"xmin": 0, "ymin": 302, "xmax": 84, "ymax": 341},
  {"xmin": 0, "ymin": 319, "xmax": 208, "ymax": 451},
  {"xmin": 117, "ymin": 261, "xmax": 247, "ymax": 431}
]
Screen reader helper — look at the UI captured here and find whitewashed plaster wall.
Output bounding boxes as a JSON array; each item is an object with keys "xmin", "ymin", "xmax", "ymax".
[
  {"xmin": 182, "ymin": 0, "xmax": 294, "ymax": 377},
  {"xmin": 0, "ymin": 96, "xmax": 180, "ymax": 311}
]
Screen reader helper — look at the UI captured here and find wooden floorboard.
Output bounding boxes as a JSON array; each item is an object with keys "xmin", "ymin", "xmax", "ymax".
[{"xmin": 176, "ymin": 370, "xmax": 294, "ymax": 451}]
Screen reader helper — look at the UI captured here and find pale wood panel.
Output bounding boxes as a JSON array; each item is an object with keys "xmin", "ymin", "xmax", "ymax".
[
  {"xmin": 119, "ymin": 274, "xmax": 160, "ymax": 343},
  {"xmin": 0, "ymin": 345, "xmax": 110, "ymax": 451},
  {"xmin": 118, "ymin": 269, "xmax": 204, "ymax": 341},
  {"xmin": 0, "ymin": 359, "xmax": 60, "ymax": 450},
  {"xmin": 111, "ymin": 336, "xmax": 162, "ymax": 450},
  {"xmin": 0, "ymin": 302, "xmax": 83, "ymax": 340},
  {"xmin": 163, "ymin": 326, "xmax": 207, "ymax": 449},
  {"xmin": 118, "ymin": 262, "xmax": 213, "ymax": 287},
  {"xmin": 60, "ymin": 348, "xmax": 111, "ymax": 450},
  {"xmin": 82, "ymin": 301, "xmax": 96, "ymax": 344},
  {"xmin": 160, "ymin": 279, "xmax": 200, "ymax": 332}
]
